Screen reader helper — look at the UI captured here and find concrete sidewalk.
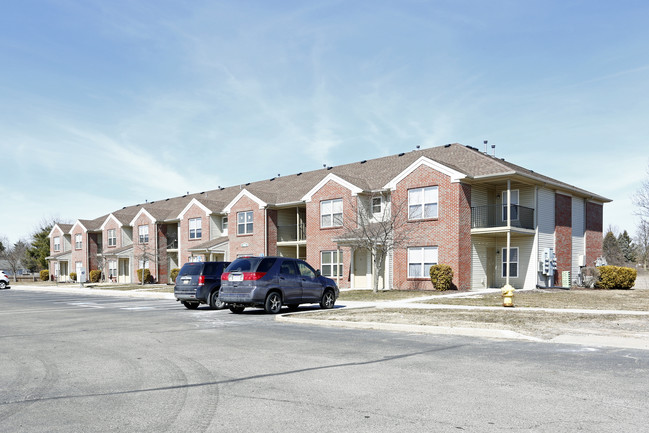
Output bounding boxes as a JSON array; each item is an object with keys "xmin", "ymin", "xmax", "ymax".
[{"xmin": 10, "ymin": 283, "xmax": 649, "ymax": 351}]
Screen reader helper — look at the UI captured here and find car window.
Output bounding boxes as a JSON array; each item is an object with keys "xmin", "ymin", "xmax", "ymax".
[
  {"xmin": 297, "ymin": 261, "xmax": 316, "ymax": 278},
  {"xmin": 280, "ymin": 260, "xmax": 298, "ymax": 276},
  {"xmin": 227, "ymin": 258, "xmax": 256, "ymax": 272},
  {"xmin": 203, "ymin": 263, "xmax": 216, "ymax": 275},
  {"xmin": 256, "ymin": 258, "xmax": 277, "ymax": 273},
  {"xmin": 178, "ymin": 263, "xmax": 202, "ymax": 277}
]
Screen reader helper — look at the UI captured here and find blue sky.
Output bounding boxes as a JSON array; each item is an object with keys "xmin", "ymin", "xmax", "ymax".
[{"xmin": 1, "ymin": 0, "xmax": 648, "ymax": 244}]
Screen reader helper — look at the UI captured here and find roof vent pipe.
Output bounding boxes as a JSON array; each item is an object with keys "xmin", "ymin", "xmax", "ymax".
[
  {"xmin": 491, "ymin": 144, "xmax": 496, "ymax": 157},
  {"xmin": 483, "ymin": 140, "xmax": 488, "ymax": 153}
]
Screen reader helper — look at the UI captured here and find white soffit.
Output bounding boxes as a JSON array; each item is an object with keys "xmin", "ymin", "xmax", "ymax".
[
  {"xmin": 383, "ymin": 156, "xmax": 467, "ymax": 190},
  {"xmin": 301, "ymin": 173, "xmax": 363, "ymax": 202}
]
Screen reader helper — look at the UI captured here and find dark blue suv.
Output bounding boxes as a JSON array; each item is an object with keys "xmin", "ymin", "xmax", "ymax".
[
  {"xmin": 174, "ymin": 261, "xmax": 230, "ymax": 309},
  {"xmin": 219, "ymin": 257, "xmax": 339, "ymax": 314}
]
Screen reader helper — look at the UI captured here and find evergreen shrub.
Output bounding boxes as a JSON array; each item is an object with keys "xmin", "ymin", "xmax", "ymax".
[
  {"xmin": 40, "ymin": 270, "xmax": 49, "ymax": 281},
  {"xmin": 597, "ymin": 265, "xmax": 637, "ymax": 289},
  {"xmin": 429, "ymin": 264, "xmax": 454, "ymax": 291}
]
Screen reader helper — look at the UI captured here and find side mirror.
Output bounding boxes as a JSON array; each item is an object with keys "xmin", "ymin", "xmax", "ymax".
[{"xmin": 315, "ymin": 269, "xmax": 321, "ymax": 277}]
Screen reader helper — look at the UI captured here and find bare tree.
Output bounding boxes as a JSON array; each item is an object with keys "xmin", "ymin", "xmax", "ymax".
[
  {"xmin": 337, "ymin": 192, "xmax": 410, "ymax": 293},
  {"xmin": 633, "ymin": 161, "xmax": 649, "ymax": 220},
  {"xmin": 135, "ymin": 237, "xmax": 160, "ymax": 285},
  {"xmin": 636, "ymin": 219, "xmax": 649, "ymax": 270},
  {"xmin": 0, "ymin": 239, "xmax": 28, "ymax": 282}
]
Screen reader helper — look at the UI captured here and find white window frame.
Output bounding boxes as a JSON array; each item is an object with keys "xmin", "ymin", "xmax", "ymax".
[
  {"xmin": 107, "ymin": 229, "xmax": 116, "ymax": 247},
  {"xmin": 138, "ymin": 259, "xmax": 150, "ymax": 269},
  {"xmin": 372, "ymin": 197, "xmax": 382, "ymax": 215},
  {"xmin": 408, "ymin": 186, "xmax": 439, "ymax": 220},
  {"xmin": 75, "ymin": 234, "xmax": 82, "ymax": 250},
  {"xmin": 54, "ymin": 236, "xmax": 61, "ymax": 252},
  {"xmin": 222, "ymin": 216, "xmax": 228, "ymax": 232},
  {"xmin": 138, "ymin": 225, "xmax": 149, "ymax": 244},
  {"xmin": 407, "ymin": 246, "xmax": 438, "ymax": 278},
  {"xmin": 321, "ymin": 250, "xmax": 343, "ymax": 278},
  {"xmin": 237, "ymin": 211, "xmax": 253, "ymax": 235},
  {"xmin": 108, "ymin": 260, "xmax": 117, "ymax": 280},
  {"xmin": 502, "ymin": 247, "xmax": 519, "ymax": 278},
  {"xmin": 502, "ymin": 189, "xmax": 520, "ymax": 221},
  {"xmin": 321, "ymin": 199, "xmax": 343, "ymax": 228},
  {"xmin": 189, "ymin": 217, "xmax": 202, "ymax": 239}
]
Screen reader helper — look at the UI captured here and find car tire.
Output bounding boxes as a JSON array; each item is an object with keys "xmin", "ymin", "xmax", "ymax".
[
  {"xmin": 209, "ymin": 290, "xmax": 225, "ymax": 310},
  {"xmin": 0, "ymin": 281, "xmax": 6, "ymax": 289},
  {"xmin": 182, "ymin": 301, "xmax": 199, "ymax": 310},
  {"xmin": 320, "ymin": 289, "xmax": 335, "ymax": 309},
  {"xmin": 264, "ymin": 292, "xmax": 282, "ymax": 314},
  {"xmin": 229, "ymin": 305, "xmax": 245, "ymax": 314}
]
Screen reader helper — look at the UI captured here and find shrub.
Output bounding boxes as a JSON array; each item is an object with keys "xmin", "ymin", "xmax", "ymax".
[
  {"xmin": 580, "ymin": 266, "xmax": 600, "ymax": 288},
  {"xmin": 170, "ymin": 268, "xmax": 180, "ymax": 283},
  {"xmin": 137, "ymin": 268, "xmax": 153, "ymax": 284},
  {"xmin": 429, "ymin": 264, "xmax": 454, "ymax": 291},
  {"xmin": 69, "ymin": 272, "xmax": 77, "ymax": 282},
  {"xmin": 40, "ymin": 270, "xmax": 49, "ymax": 281},
  {"xmin": 597, "ymin": 265, "xmax": 637, "ymax": 289},
  {"xmin": 89, "ymin": 270, "xmax": 102, "ymax": 283}
]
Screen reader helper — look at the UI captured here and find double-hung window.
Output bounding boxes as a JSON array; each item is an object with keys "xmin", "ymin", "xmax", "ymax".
[
  {"xmin": 54, "ymin": 236, "xmax": 61, "ymax": 252},
  {"xmin": 321, "ymin": 199, "xmax": 343, "ymax": 228},
  {"xmin": 408, "ymin": 187, "xmax": 438, "ymax": 220},
  {"xmin": 75, "ymin": 234, "xmax": 82, "ymax": 250},
  {"xmin": 107, "ymin": 229, "xmax": 116, "ymax": 247},
  {"xmin": 189, "ymin": 217, "xmax": 202, "ymax": 239},
  {"xmin": 138, "ymin": 225, "xmax": 149, "ymax": 244},
  {"xmin": 237, "ymin": 211, "xmax": 253, "ymax": 235},
  {"xmin": 502, "ymin": 247, "xmax": 519, "ymax": 278},
  {"xmin": 321, "ymin": 250, "xmax": 343, "ymax": 278},
  {"xmin": 108, "ymin": 260, "xmax": 117, "ymax": 280},
  {"xmin": 222, "ymin": 216, "xmax": 228, "ymax": 232},
  {"xmin": 408, "ymin": 246, "xmax": 438, "ymax": 278}
]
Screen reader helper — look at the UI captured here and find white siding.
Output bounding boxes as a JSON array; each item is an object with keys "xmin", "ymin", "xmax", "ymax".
[
  {"xmin": 536, "ymin": 188, "xmax": 555, "ymax": 287},
  {"xmin": 572, "ymin": 197, "xmax": 585, "ymax": 282},
  {"xmin": 471, "ymin": 240, "xmax": 490, "ymax": 289},
  {"xmin": 471, "ymin": 186, "xmax": 489, "ymax": 207},
  {"xmin": 210, "ymin": 215, "xmax": 222, "ymax": 238},
  {"xmin": 493, "ymin": 237, "xmax": 534, "ymax": 289}
]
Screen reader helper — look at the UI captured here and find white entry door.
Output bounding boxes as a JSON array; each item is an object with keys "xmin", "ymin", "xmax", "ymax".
[{"xmin": 353, "ymin": 249, "xmax": 369, "ymax": 289}]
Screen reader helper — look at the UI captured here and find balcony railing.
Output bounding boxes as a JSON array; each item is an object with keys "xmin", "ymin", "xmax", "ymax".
[
  {"xmin": 471, "ymin": 205, "xmax": 535, "ymax": 230},
  {"xmin": 167, "ymin": 236, "xmax": 178, "ymax": 249},
  {"xmin": 277, "ymin": 223, "xmax": 306, "ymax": 242}
]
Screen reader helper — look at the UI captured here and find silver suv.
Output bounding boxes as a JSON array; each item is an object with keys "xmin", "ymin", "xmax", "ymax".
[
  {"xmin": 0, "ymin": 270, "xmax": 10, "ymax": 289},
  {"xmin": 219, "ymin": 257, "xmax": 339, "ymax": 314}
]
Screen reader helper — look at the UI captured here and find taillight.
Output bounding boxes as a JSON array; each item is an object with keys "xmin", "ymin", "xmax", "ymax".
[
  {"xmin": 221, "ymin": 273, "xmax": 230, "ymax": 281},
  {"xmin": 244, "ymin": 272, "xmax": 266, "ymax": 280},
  {"xmin": 198, "ymin": 275, "xmax": 205, "ymax": 286}
]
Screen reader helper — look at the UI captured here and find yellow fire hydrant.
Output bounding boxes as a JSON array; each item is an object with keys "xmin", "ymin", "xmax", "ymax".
[{"xmin": 501, "ymin": 284, "xmax": 515, "ymax": 307}]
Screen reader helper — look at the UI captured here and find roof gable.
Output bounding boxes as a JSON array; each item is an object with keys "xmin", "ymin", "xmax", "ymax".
[
  {"xmin": 301, "ymin": 173, "xmax": 363, "ymax": 202},
  {"xmin": 177, "ymin": 198, "xmax": 214, "ymax": 220},
  {"xmin": 100, "ymin": 214, "xmax": 123, "ymax": 230},
  {"xmin": 223, "ymin": 189, "xmax": 267, "ymax": 213},
  {"xmin": 383, "ymin": 156, "xmax": 467, "ymax": 190},
  {"xmin": 69, "ymin": 220, "xmax": 88, "ymax": 234},
  {"xmin": 129, "ymin": 208, "xmax": 156, "ymax": 226}
]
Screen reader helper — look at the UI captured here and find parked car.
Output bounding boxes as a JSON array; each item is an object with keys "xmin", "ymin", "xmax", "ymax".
[
  {"xmin": 219, "ymin": 256, "xmax": 339, "ymax": 314},
  {"xmin": 0, "ymin": 270, "xmax": 10, "ymax": 289},
  {"xmin": 174, "ymin": 261, "xmax": 230, "ymax": 310}
]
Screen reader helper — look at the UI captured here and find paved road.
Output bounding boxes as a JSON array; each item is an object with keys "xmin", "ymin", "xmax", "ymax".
[{"xmin": 1, "ymin": 289, "xmax": 648, "ymax": 432}]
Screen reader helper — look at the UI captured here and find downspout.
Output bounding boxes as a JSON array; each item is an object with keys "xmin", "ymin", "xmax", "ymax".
[
  {"xmin": 155, "ymin": 223, "xmax": 158, "ymax": 283},
  {"xmin": 506, "ymin": 180, "xmax": 511, "ymax": 287},
  {"xmin": 264, "ymin": 208, "xmax": 268, "ymax": 256}
]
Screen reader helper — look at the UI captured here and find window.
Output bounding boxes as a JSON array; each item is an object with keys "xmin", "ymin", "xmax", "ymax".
[
  {"xmin": 222, "ymin": 216, "xmax": 228, "ymax": 231},
  {"xmin": 189, "ymin": 217, "xmax": 202, "ymax": 239},
  {"xmin": 138, "ymin": 259, "xmax": 150, "ymax": 269},
  {"xmin": 138, "ymin": 225, "xmax": 149, "ymax": 244},
  {"xmin": 107, "ymin": 229, "xmax": 116, "ymax": 247},
  {"xmin": 372, "ymin": 197, "xmax": 382, "ymax": 215},
  {"xmin": 108, "ymin": 260, "xmax": 117, "ymax": 280},
  {"xmin": 280, "ymin": 260, "xmax": 299, "ymax": 276},
  {"xmin": 502, "ymin": 247, "xmax": 519, "ymax": 278},
  {"xmin": 297, "ymin": 261, "xmax": 317, "ymax": 278},
  {"xmin": 502, "ymin": 190, "xmax": 519, "ymax": 221},
  {"xmin": 408, "ymin": 246, "xmax": 438, "ymax": 278},
  {"xmin": 321, "ymin": 250, "xmax": 343, "ymax": 278},
  {"xmin": 75, "ymin": 234, "xmax": 82, "ymax": 250},
  {"xmin": 321, "ymin": 199, "xmax": 343, "ymax": 228},
  {"xmin": 408, "ymin": 187, "xmax": 438, "ymax": 220},
  {"xmin": 237, "ymin": 211, "xmax": 253, "ymax": 235},
  {"xmin": 54, "ymin": 236, "xmax": 61, "ymax": 252}
]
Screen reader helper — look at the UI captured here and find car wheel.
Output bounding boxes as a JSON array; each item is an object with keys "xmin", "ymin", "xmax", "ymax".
[
  {"xmin": 320, "ymin": 289, "xmax": 335, "ymax": 309},
  {"xmin": 264, "ymin": 292, "xmax": 282, "ymax": 314},
  {"xmin": 0, "ymin": 281, "xmax": 6, "ymax": 289},
  {"xmin": 287, "ymin": 304, "xmax": 299, "ymax": 311},
  {"xmin": 182, "ymin": 301, "xmax": 199, "ymax": 310},
  {"xmin": 229, "ymin": 305, "xmax": 245, "ymax": 314},
  {"xmin": 209, "ymin": 290, "xmax": 226, "ymax": 310}
]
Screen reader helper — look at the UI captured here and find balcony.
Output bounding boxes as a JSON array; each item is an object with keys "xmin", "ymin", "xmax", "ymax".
[
  {"xmin": 167, "ymin": 236, "xmax": 178, "ymax": 249},
  {"xmin": 471, "ymin": 205, "xmax": 534, "ymax": 230},
  {"xmin": 277, "ymin": 223, "xmax": 306, "ymax": 243}
]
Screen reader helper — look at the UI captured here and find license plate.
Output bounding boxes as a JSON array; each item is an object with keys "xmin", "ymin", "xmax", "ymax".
[
  {"xmin": 230, "ymin": 274, "xmax": 243, "ymax": 282},
  {"xmin": 182, "ymin": 279, "xmax": 190, "ymax": 284}
]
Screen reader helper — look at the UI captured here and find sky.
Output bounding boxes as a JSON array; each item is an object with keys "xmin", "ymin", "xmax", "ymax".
[{"xmin": 1, "ymin": 0, "xmax": 648, "ymax": 245}]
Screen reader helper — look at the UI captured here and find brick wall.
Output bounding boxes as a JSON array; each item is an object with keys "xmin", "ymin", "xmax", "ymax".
[
  {"xmin": 585, "ymin": 201, "xmax": 603, "ymax": 267},
  {"xmin": 229, "ymin": 196, "xmax": 267, "ymax": 258},
  {"xmin": 267, "ymin": 209, "xmax": 278, "ymax": 257},
  {"xmin": 132, "ymin": 215, "xmax": 155, "ymax": 281},
  {"xmin": 69, "ymin": 225, "xmax": 88, "ymax": 279},
  {"xmin": 305, "ymin": 180, "xmax": 355, "ymax": 288},
  {"xmin": 391, "ymin": 165, "xmax": 472, "ymax": 290},
  {"xmin": 179, "ymin": 205, "xmax": 211, "ymax": 264},
  {"xmin": 157, "ymin": 224, "xmax": 169, "ymax": 283},
  {"xmin": 554, "ymin": 193, "xmax": 572, "ymax": 286}
]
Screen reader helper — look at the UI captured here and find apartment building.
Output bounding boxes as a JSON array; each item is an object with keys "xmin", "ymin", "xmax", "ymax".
[{"xmin": 47, "ymin": 143, "xmax": 609, "ymax": 290}]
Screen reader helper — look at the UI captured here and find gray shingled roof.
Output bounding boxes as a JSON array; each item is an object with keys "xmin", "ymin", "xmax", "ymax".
[
  {"xmin": 66, "ymin": 143, "xmax": 609, "ymax": 226},
  {"xmin": 187, "ymin": 236, "xmax": 229, "ymax": 251}
]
